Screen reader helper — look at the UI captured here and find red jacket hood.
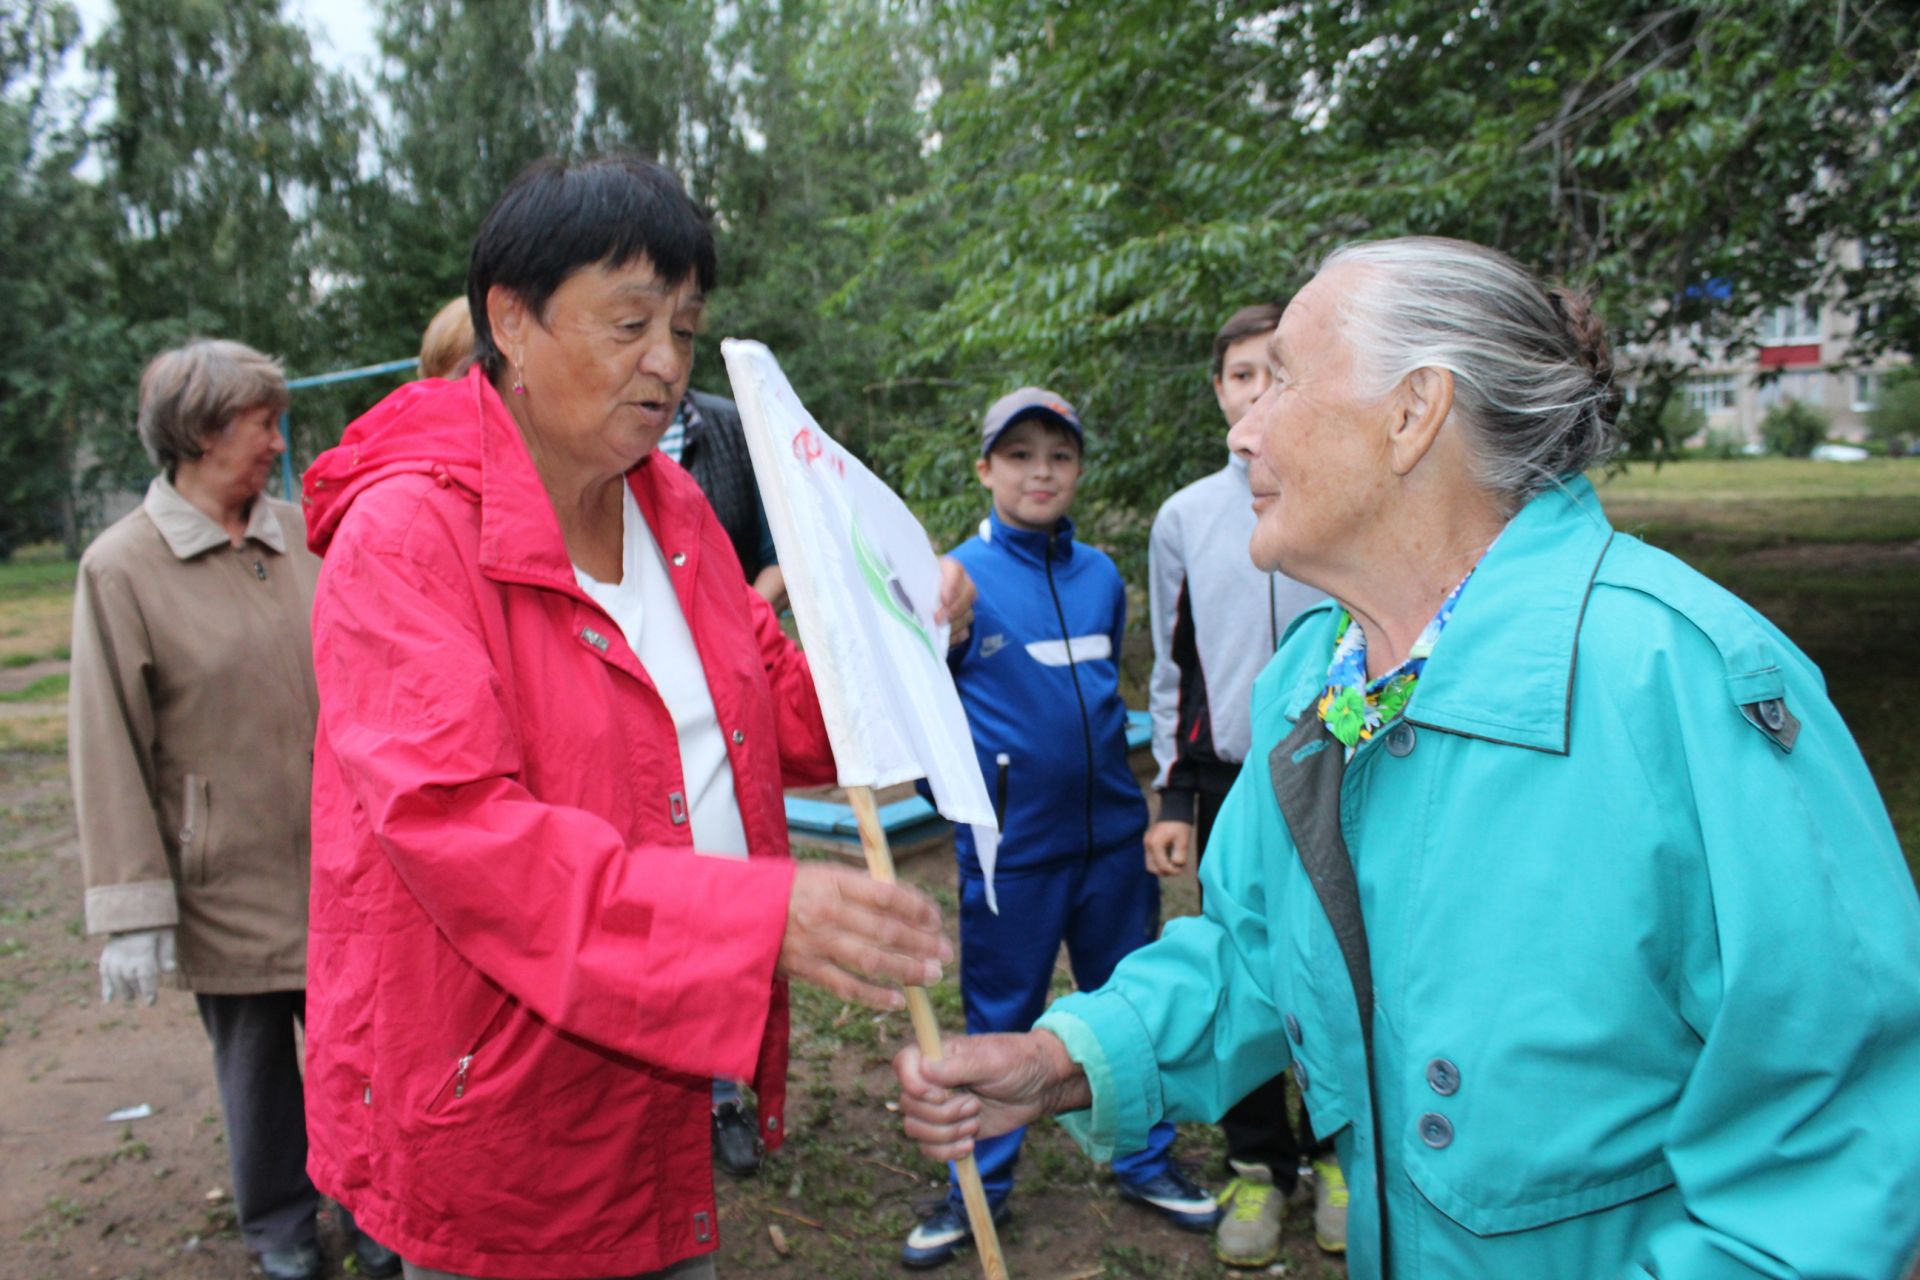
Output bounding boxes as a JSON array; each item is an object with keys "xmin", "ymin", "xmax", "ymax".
[{"xmin": 303, "ymin": 368, "xmax": 494, "ymax": 555}]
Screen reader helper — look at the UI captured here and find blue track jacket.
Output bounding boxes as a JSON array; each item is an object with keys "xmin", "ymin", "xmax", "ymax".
[{"xmin": 946, "ymin": 511, "xmax": 1147, "ymax": 874}]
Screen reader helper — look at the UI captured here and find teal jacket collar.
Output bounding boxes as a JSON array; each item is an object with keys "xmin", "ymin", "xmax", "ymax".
[{"xmin": 1281, "ymin": 475, "xmax": 1615, "ymax": 755}]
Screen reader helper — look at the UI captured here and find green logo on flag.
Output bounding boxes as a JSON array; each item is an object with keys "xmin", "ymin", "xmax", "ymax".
[{"xmin": 852, "ymin": 514, "xmax": 936, "ymax": 660}]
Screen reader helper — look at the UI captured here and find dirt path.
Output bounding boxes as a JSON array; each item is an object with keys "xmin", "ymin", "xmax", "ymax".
[
  {"xmin": 0, "ymin": 657, "xmax": 66, "ymax": 697},
  {"xmin": 0, "ymin": 752, "xmax": 265, "ymax": 1278}
]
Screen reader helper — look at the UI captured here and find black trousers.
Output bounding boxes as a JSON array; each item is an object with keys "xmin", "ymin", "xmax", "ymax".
[
  {"xmin": 1194, "ymin": 789, "xmax": 1334, "ymax": 1191},
  {"xmin": 195, "ymin": 990, "xmax": 319, "ymax": 1252}
]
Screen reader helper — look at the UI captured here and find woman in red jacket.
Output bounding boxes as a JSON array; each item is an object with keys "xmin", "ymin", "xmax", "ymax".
[{"xmin": 302, "ymin": 156, "xmax": 958, "ymax": 1280}]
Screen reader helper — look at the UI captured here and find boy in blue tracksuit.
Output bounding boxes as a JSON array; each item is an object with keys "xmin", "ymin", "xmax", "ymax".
[{"xmin": 901, "ymin": 388, "xmax": 1219, "ymax": 1269}]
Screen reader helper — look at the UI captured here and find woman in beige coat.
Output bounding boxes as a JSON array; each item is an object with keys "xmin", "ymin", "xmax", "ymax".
[{"xmin": 68, "ymin": 339, "xmax": 395, "ymax": 1280}]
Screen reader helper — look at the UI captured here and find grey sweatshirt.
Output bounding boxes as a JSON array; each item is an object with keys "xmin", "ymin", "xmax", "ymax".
[{"xmin": 1146, "ymin": 455, "xmax": 1326, "ymax": 822}]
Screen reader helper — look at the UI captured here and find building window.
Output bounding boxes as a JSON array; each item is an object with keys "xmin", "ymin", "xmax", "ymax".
[
  {"xmin": 1852, "ymin": 373, "xmax": 1880, "ymax": 412},
  {"xmin": 1758, "ymin": 299, "xmax": 1821, "ymax": 344},
  {"xmin": 1862, "ymin": 237, "xmax": 1899, "ymax": 272},
  {"xmin": 1685, "ymin": 375, "xmax": 1737, "ymax": 413},
  {"xmin": 1758, "ymin": 370, "xmax": 1823, "ymax": 409}
]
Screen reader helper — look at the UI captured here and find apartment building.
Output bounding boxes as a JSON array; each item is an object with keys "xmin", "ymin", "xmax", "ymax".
[
  {"xmin": 1653, "ymin": 239, "xmax": 1910, "ymax": 447},
  {"xmin": 1671, "ymin": 297, "xmax": 1903, "ymax": 445}
]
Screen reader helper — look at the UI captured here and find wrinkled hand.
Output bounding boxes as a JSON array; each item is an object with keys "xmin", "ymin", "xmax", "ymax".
[
  {"xmin": 1143, "ymin": 820, "xmax": 1194, "ymax": 877},
  {"xmin": 100, "ymin": 927, "xmax": 177, "ymax": 1005},
  {"xmin": 935, "ymin": 558, "xmax": 977, "ymax": 649},
  {"xmin": 780, "ymin": 863, "xmax": 951, "ymax": 1010},
  {"xmin": 893, "ymin": 1031, "xmax": 1089, "ymax": 1163}
]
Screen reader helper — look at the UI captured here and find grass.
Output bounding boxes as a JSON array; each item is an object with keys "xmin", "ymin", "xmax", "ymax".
[
  {"xmin": 0, "ymin": 673, "xmax": 67, "ymax": 703},
  {"xmin": 0, "ymin": 551, "xmax": 77, "ymax": 677},
  {"xmin": 1595, "ymin": 457, "xmax": 1920, "ymax": 545},
  {"xmin": 0, "ymin": 549, "xmax": 77, "ymax": 600},
  {"xmin": 18, "ymin": 1192, "xmax": 93, "ymax": 1242},
  {"xmin": 1, "ymin": 464, "xmax": 1912, "ymax": 840},
  {"xmin": 0, "ymin": 552, "xmax": 81, "ymax": 752},
  {"xmin": 0, "ymin": 711, "xmax": 66, "ymax": 754}
]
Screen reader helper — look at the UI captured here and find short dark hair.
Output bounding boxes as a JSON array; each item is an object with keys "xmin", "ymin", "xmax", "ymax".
[
  {"xmin": 467, "ymin": 155, "xmax": 718, "ymax": 378},
  {"xmin": 1210, "ymin": 302, "xmax": 1287, "ymax": 380}
]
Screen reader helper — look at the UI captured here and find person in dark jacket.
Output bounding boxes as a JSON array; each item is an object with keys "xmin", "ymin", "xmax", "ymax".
[
  {"xmin": 899, "ymin": 387, "xmax": 1219, "ymax": 1270},
  {"xmin": 656, "ymin": 387, "xmax": 786, "ymax": 1174},
  {"xmin": 661, "ymin": 390, "xmax": 785, "ymax": 614}
]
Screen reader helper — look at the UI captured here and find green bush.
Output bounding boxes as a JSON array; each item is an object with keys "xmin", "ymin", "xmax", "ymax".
[
  {"xmin": 1699, "ymin": 428, "xmax": 1749, "ymax": 460},
  {"xmin": 1658, "ymin": 396, "xmax": 1708, "ymax": 453},
  {"xmin": 1866, "ymin": 369, "xmax": 1920, "ymax": 450},
  {"xmin": 1759, "ymin": 399, "xmax": 1829, "ymax": 457}
]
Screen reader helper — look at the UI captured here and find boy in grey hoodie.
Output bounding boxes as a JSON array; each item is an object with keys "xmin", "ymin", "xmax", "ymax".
[{"xmin": 1144, "ymin": 302, "xmax": 1345, "ymax": 1267}]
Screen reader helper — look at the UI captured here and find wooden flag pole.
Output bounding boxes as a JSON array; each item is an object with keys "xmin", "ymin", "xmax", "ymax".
[{"xmin": 847, "ymin": 786, "xmax": 1010, "ymax": 1280}]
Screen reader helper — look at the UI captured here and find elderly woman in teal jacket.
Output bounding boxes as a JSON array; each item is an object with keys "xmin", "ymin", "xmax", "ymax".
[{"xmin": 894, "ymin": 237, "xmax": 1920, "ymax": 1279}]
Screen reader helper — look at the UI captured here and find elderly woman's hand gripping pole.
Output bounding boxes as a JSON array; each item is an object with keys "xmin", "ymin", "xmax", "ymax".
[{"xmin": 894, "ymin": 1030, "xmax": 1091, "ymax": 1161}]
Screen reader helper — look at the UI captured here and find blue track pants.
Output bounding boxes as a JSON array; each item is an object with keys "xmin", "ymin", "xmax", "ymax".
[{"xmin": 948, "ymin": 843, "xmax": 1174, "ymax": 1208}]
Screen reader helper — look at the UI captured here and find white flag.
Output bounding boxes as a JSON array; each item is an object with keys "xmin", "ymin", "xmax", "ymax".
[{"xmin": 723, "ymin": 340, "xmax": 1002, "ymax": 906}]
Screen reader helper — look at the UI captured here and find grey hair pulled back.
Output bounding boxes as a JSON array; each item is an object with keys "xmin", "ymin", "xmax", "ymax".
[{"xmin": 1320, "ymin": 237, "xmax": 1619, "ymax": 509}]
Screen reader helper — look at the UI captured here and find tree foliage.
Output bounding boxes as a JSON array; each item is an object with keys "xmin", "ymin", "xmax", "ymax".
[
  {"xmin": 83, "ymin": 0, "xmax": 364, "ymax": 484},
  {"xmin": 852, "ymin": 0, "xmax": 1919, "ymax": 560},
  {"xmin": 90, "ymin": 0, "xmax": 361, "ymax": 352},
  {"xmin": 321, "ymin": 0, "xmax": 586, "ymax": 382},
  {"xmin": 316, "ymin": 0, "xmax": 934, "ymax": 467},
  {"xmin": 1865, "ymin": 367, "xmax": 1920, "ymax": 448},
  {"xmin": 1655, "ymin": 395, "xmax": 1708, "ymax": 457},
  {"xmin": 0, "ymin": 0, "xmax": 125, "ymax": 555},
  {"xmin": 699, "ymin": 0, "xmax": 939, "ymax": 455},
  {"xmin": 9, "ymin": 0, "xmax": 1916, "ymax": 564}
]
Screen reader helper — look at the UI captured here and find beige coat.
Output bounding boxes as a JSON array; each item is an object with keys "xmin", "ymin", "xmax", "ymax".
[{"xmin": 70, "ymin": 477, "xmax": 320, "ymax": 993}]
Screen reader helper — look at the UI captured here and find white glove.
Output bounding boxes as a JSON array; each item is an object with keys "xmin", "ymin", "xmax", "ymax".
[{"xmin": 99, "ymin": 927, "xmax": 178, "ymax": 1005}]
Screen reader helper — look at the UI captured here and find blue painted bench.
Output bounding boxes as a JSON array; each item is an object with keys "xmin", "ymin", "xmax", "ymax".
[{"xmin": 783, "ymin": 710, "xmax": 1152, "ymax": 842}]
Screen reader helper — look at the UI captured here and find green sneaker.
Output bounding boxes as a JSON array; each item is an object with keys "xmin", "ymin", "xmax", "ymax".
[
  {"xmin": 1311, "ymin": 1155, "xmax": 1348, "ymax": 1254},
  {"xmin": 1213, "ymin": 1160, "xmax": 1283, "ymax": 1269}
]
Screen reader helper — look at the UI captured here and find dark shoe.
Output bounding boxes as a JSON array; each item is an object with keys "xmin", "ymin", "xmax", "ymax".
[
  {"xmin": 257, "ymin": 1241, "xmax": 322, "ymax": 1280},
  {"xmin": 352, "ymin": 1230, "xmax": 403, "ymax": 1279},
  {"xmin": 712, "ymin": 1099, "xmax": 764, "ymax": 1177},
  {"xmin": 1118, "ymin": 1164, "xmax": 1223, "ymax": 1232},
  {"xmin": 901, "ymin": 1198, "xmax": 1012, "ymax": 1270},
  {"xmin": 336, "ymin": 1207, "xmax": 403, "ymax": 1279}
]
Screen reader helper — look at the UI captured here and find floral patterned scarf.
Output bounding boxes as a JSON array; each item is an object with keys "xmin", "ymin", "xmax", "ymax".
[{"xmin": 1316, "ymin": 565, "xmax": 1478, "ymax": 756}]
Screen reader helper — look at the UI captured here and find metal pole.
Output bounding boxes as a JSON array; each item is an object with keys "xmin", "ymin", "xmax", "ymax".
[
  {"xmin": 278, "ymin": 409, "xmax": 295, "ymax": 500},
  {"xmin": 276, "ymin": 357, "xmax": 418, "ymax": 498}
]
